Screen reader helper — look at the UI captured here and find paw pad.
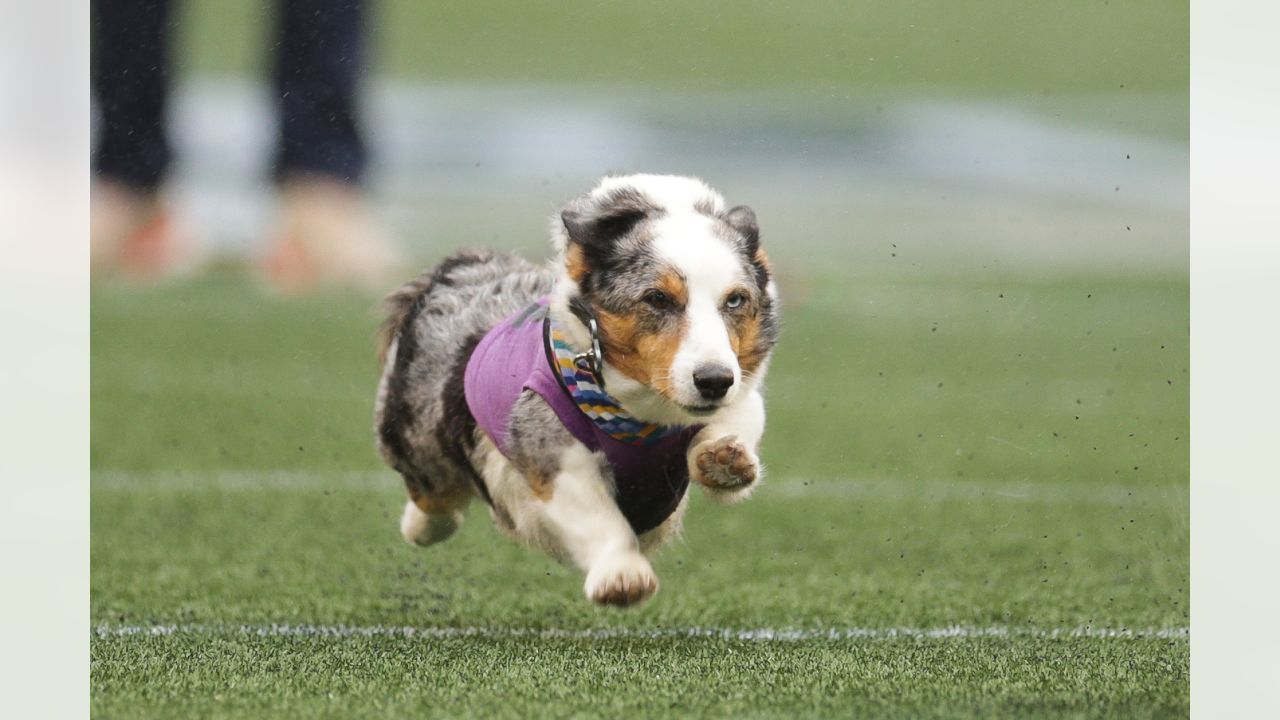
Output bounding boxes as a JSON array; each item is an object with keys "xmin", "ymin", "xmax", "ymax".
[{"xmin": 693, "ymin": 436, "xmax": 757, "ymax": 490}]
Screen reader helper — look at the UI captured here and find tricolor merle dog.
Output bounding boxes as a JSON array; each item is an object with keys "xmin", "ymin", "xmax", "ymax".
[{"xmin": 374, "ymin": 174, "xmax": 779, "ymax": 606}]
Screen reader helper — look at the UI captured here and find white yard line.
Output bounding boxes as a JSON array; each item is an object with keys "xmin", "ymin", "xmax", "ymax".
[
  {"xmin": 92, "ymin": 470, "xmax": 387, "ymax": 492},
  {"xmin": 769, "ymin": 477, "xmax": 1187, "ymax": 507},
  {"xmin": 92, "ymin": 623, "xmax": 1188, "ymax": 641},
  {"xmin": 92, "ymin": 469, "xmax": 1188, "ymax": 507}
]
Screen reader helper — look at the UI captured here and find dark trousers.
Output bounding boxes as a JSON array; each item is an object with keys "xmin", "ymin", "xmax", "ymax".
[{"xmin": 91, "ymin": 0, "xmax": 368, "ymax": 191}]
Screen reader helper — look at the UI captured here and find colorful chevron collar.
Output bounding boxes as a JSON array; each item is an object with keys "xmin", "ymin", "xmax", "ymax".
[{"xmin": 545, "ymin": 318, "xmax": 684, "ymax": 445}]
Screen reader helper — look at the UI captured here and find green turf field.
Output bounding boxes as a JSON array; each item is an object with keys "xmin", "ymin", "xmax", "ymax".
[
  {"xmin": 91, "ymin": 261, "xmax": 1188, "ymax": 717},
  {"xmin": 179, "ymin": 0, "xmax": 1188, "ymax": 97}
]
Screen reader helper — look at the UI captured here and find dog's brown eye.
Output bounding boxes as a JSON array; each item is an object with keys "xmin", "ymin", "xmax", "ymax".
[
  {"xmin": 643, "ymin": 290, "xmax": 672, "ymax": 309},
  {"xmin": 724, "ymin": 292, "xmax": 747, "ymax": 310}
]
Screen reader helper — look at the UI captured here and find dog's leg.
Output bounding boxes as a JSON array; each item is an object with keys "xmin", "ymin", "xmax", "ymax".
[
  {"xmin": 400, "ymin": 480, "xmax": 472, "ymax": 547},
  {"xmin": 485, "ymin": 440, "xmax": 658, "ymax": 607},
  {"xmin": 484, "ymin": 393, "xmax": 659, "ymax": 606},
  {"xmin": 549, "ymin": 446, "xmax": 659, "ymax": 606},
  {"xmin": 688, "ymin": 388, "xmax": 766, "ymax": 504}
]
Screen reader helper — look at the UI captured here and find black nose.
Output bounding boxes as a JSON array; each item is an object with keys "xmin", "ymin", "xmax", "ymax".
[{"xmin": 692, "ymin": 364, "xmax": 735, "ymax": 400}]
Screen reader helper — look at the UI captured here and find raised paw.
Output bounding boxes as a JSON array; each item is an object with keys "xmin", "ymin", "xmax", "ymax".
[
  {"xmin": 692, "ymin": 435, "xmax": 759, "ymax": 491},
  {"xmin": 584, "ymin": 552, "xmax": 659, "ymax": 607}
]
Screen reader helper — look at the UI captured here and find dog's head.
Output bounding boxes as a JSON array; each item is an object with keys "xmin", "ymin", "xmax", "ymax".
[{"xmin": 551, "ymin": 174, "xmax": 779, "ymax": 425}]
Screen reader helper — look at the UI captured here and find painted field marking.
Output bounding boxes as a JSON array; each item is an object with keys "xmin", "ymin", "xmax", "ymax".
[
  {"xmin": 770, "ymin": 476, "xmax": 1188, "ymax": 507},
  {"xmin": 92, "ymin": 623, "xmax": 1188, "ymax": 641},
  {"xmin": 92, "ymin": 470, "xmax": 1187, "ymax": 507}
]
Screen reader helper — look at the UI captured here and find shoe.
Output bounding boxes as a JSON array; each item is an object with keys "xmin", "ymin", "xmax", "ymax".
[
  {"xmin": 261, "ymin": 177, "xmax": 402, "ymax": 294},
  {"xmin": 91, "ymin": 181, "xmax": 192, "ymax": 281}
]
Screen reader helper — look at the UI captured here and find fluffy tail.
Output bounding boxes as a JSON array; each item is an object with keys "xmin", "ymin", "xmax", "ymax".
[
  {"xmin": 377, "ymin": 274, "xmax": 432, "ymax": 365},
  {"xmin": 376, "ymin": 250, "xmax": 495, "ymax": 364}
]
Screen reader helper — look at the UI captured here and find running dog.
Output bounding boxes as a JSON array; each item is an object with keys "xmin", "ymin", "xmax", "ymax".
[{"xmin": 374, "ymin": 174, "xmax": 779, "ymax": 607}]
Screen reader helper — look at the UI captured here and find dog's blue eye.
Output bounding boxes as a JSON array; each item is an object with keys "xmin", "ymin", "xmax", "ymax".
[{"xmin": 725, "ymin": 292, "xmax": 747, "ymax": 310}]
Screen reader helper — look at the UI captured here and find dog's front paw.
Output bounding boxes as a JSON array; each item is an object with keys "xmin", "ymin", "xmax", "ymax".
[
  {"xmin": 584, "ymin": 552, "xmax": 659, "ymax": 607},
  {"xmin": 692, "ymin": 435, "xmax": 759, "ymax": 498}
]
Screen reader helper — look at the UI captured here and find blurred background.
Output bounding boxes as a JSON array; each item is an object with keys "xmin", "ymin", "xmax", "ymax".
[
  {"xmin": 94, "ymin": 1, "xmax": 1188, "ymax": 275},
  {"xmin": 91, "ymin": 0, "xmax": 1189, "ymax": 691},
  {"xmin": 92, "ymin": 0, "xmax": 1188, "ymax": 475}
]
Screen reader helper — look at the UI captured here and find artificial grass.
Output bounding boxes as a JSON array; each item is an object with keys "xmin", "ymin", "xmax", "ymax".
[
  {"xmin": 91, "ymin": 265, "xmax": 1187, "ymax": 717},
  {"xmin": 90, "ymin": 271, "xmax": 1188, "ymax": 485},
  {"xmin": 177, "ymin": 0, "xmax": 1188, "ymax": 97},
  {"xmin": 92, "ymin": 634, "xmax": 1187, "ymax": 719},
  {"xmin": 91, "ymin": 477, "xmax": 1186, "ymax": 630}
]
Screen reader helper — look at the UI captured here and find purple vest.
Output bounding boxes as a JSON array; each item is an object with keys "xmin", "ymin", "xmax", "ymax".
[{"xmin": 464, "ymin": 299, "xmax": 699, "ymax": 533}]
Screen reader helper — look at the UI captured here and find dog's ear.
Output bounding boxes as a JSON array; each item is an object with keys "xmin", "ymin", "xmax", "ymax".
[
  {"xmin": 723, "ymin": 204, "xmax": 771, "ymax": 292},
  {"xmin": 721, "ymin": 205, "xmax": 760, "ymax": 256},
  {"xmin": 561, "ymin": 188, "xmax": 655, "ymax": 250},
  {"xmin": 561, "ymin": 207, "xmax": 646, "ymax": 249}
]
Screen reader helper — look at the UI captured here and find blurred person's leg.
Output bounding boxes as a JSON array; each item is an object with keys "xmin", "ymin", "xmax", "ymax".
[
  {"xmin": 91, "ymin": 0, "xmax": 189, "ymax": 278},
  {"xmin": 263, "ymin": 0, "xmax": 400, "ymax": 293}
]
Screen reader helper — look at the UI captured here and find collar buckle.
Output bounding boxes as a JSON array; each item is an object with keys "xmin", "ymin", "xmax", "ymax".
[{"xmin": 572, "ymin": 317, "xmax": 605, "ymax": 388}]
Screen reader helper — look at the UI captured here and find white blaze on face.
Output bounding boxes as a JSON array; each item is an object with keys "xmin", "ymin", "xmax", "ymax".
[{"xmin": 649, "ymin": 211, "xmax": 744, "ymax": 405}]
